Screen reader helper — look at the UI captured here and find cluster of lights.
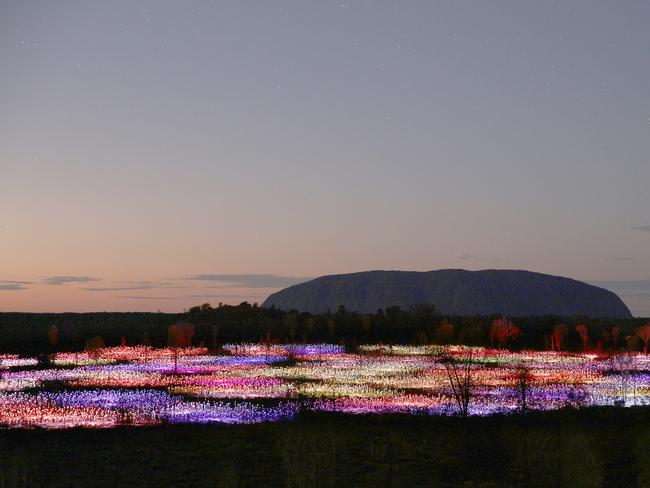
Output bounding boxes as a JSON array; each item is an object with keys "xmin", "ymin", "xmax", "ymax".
[
  {"xmin": 0, "ymin": 354, "xmax": 38, "ymax": 369},
  {"xmin": 1, "ymin": 345, "xmax": 650, "ymax": 428},
  {"xmin": 222, "ymin": 343, "xmax": 345, "ymax": 357},
  {"xmin": 0, "ymin": 389, "xmax": 297, "ymax": 428},
  {"xmin": 52, "ymin": 346, "xmax": 208, "ymax": 366}
]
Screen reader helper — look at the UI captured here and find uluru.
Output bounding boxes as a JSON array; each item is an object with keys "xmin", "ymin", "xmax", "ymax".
[{"xmin": 262, "ymin": 269, "xmax": 633, "ymax": 318}]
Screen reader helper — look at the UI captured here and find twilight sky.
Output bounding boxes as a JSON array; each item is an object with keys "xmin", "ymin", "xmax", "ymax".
[{"xmin": 1, "ymin": 1, "xmax": 649, "ymax": 315}]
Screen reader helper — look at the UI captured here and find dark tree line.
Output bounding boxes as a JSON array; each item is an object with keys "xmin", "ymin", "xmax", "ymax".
[{"xmin": 0, "ymin": 302, "xmax": 648, "ymax": 355}]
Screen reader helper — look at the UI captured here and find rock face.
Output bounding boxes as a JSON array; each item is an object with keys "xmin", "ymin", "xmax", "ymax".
[{"xmin": 262, "ymin": 269, "xmax": 633, "ymax": 318}]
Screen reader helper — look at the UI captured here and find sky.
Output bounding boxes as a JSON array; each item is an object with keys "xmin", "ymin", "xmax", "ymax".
[{"xmin": 1, "ymin": 1, "xmax": 649, "ymax": 316}]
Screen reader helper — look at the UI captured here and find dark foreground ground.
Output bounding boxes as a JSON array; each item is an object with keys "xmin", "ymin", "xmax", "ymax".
[{"xmin": 1, "ymin": 408, "xmax": 649, "ymax": 488}]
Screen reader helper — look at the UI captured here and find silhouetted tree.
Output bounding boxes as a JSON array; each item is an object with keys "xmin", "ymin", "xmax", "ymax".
[
  {"xmin": 435, "ymin": 319, "xmax": 454, "ymax": 345},
  {"xmin": 513, "ymin": 365, "xmax": 533, "ymax": 413},
  {"xmin": 85, "ymin": 335, "xmax": 105, "ymax": 358},
  {"xmin": 599, "ymin": 330, "xmax": 609, "ymax": 351},
  {"xmin": 47, "ymin": 324, "xmax": 58, "ymax": 351},
  {"xmin": 575, "ymin": 324, "xmax": 589, "ymax": 351},
  {"xmin": 327, "ymin": 318, "xmax": 335, "ymax": 341},
  {"xmin": 611, "ymin": 326, "xmax": 621, "ymax": 350},
  {"xmin": 168, "ymin": 322, "xmax": 195, "ymax": 373},
  {"xmin": 635, "ymin": 324, "xmax": 650, "ymax": 354},
  {"xmin": 626, "ymin": 335, "xmax": 640, "ymax": 352},
  {"xmin": 211, "ymin": 324, "xmax": 219, "ymax": 350},
  {"xmin": 438, "ymin": 348, "xmax": 474, "ymax": 417},
  {"xmin": 490, "ymin": 317, "xmax": 520, "ymax": 349},
  {"xmin": 551, "ymin": 324, "xmax": 568, "ymax": 351}
]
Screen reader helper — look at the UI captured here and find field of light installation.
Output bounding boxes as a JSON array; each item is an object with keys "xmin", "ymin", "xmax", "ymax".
[{"xmin": 1, "ymin": 344, "xmax": 649, "ymax": 429}]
